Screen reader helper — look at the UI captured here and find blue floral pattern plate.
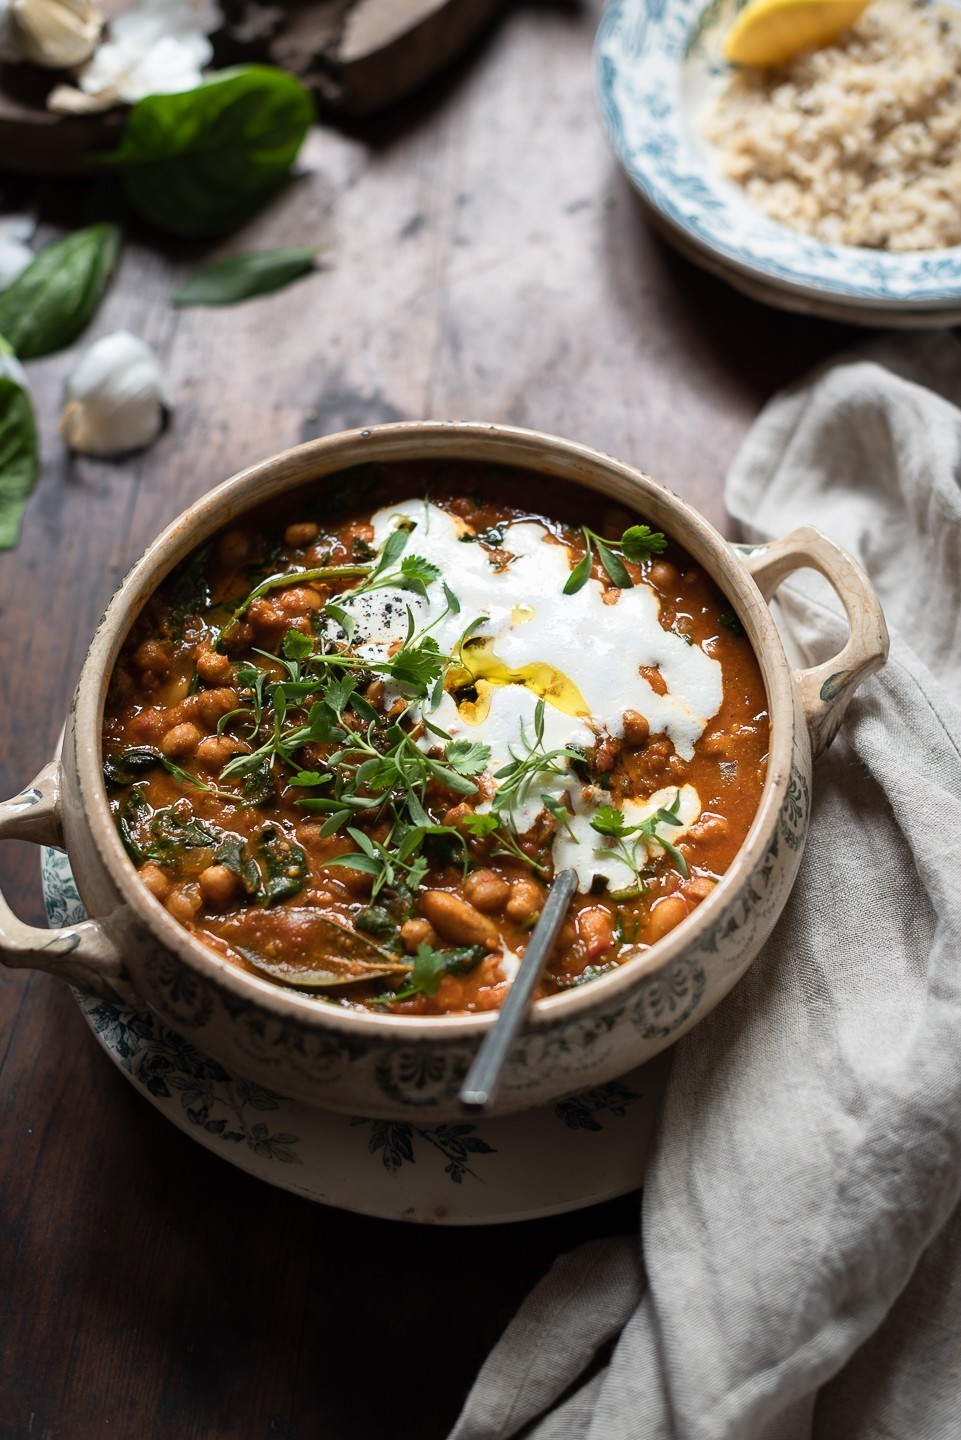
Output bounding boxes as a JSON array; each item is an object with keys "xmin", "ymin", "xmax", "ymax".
[
  {"xmin": 595, "ymin": 0, "xmax": 961, "ymax": 311},
  {"xmin": 41, "ymin": 847, "xmax": 668, "ymax": 1225}
]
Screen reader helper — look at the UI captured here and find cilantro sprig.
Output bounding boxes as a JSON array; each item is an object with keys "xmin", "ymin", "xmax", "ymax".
[
  {"xmin": 371, "ymin": 941, "xmax": 486, "ymax": 1004},
  {"xmin": 563, "ymin": 524, "xmax": 667, "ymax": 595},
  {"xmin": 460, "ymin": 698, "xmax": 582, "ymax": 874},
  {"xmin": 589, "ymin": 790, "xmax": 689, "ymax": 888}
]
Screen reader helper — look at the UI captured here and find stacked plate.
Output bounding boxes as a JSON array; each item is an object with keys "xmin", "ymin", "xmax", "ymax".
[{"xmin": 594, "ymin": 0, "xmax": 961, "ymax": 327}]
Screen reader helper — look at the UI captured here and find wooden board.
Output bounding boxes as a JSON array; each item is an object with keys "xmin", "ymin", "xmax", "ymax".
[{"xmin": 0, "ymin": 0, "xmax": 508, "ymax": 177}]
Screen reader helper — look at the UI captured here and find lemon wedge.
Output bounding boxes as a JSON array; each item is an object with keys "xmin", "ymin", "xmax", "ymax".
[{"xmin": 724, "ymin": 0, "xmax": 872, "ymax": 66}]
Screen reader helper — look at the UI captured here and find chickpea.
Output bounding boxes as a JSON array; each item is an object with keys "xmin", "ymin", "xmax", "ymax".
[
  {"xmin": 442, "ymin": 802, "xmax": 475, "ymax": 834},
  {"xmin": 222, "ymin": 621, "xmax": 254, "ymax": 656},
  {"xmin": 198, "ymin": 864, "xmax": 242, "ymax": 909},
  {"xmin": 505, "ymin": 876, "xmax": 547, "ymax": 924},
  {"xmin": 285, "ymin": 521, "xmax": 320, "ymax": 549},
  {"xmin": 247, "ymin": 598, "xmax": 286, "ymax": 638},
  {"xmin": 195, "ymin": 734, "xmax": 247, "ymax": 772},
  {"xmin": 400, "ymin": 918, "xmax": 440, "ymax": 953},
  {"xmin": 195, "ymin": 647, "xmax": 233, "ymax": 685},
  {"xmin": 216, "ymin": 530, "xmax": 250, "ymax": 566},
  {"xmin": 166, "ymin": 884, "xmax": 202, "ymax": 923},
  {"xmin": 649, "ymin": 560, "xmax": 679, "ymax": 592},
  {"xmin": 160, "ymin": 721, "xmax": 202, "ymax": 758},
  {"xmin": 133, "ymin": 639, "xmax": 171, "ymax": 679},
  {"xmin": 622, "ymin": 709, "xmax": 650, "ymax": 746},
  {"xmin": 275, "ymin": 586, "xmax": 322, "ymax": 616},
  {"xmin": 648, "ymin": 894, "xmax": 688, "ymax": 942},
  {"xmin": 130, "ymin": 707, "xmax": 167, "ymax": 745},
  {"xmin": 419, "ymin": 891, "xmax": 500, "ymax": 949},
  {"xmin": 689, "ymin": 814, "xmax": 729, "ymax": 844},
  {"xmin": 595, "ymin": 735, "xmax": 622, "ymax": 773},
  {"xmin": 139, "ymin": 862, "xmax": 171, "ymax": 902},
  {"xmin": 463, "ymin": 870, "xmax": 511, "ymax": 914},
  {"xmin": 194, "ymin": 687, "xmax": 238, "ymax": 728},
  {"xmin": 577, "ymin": 907, "xmax": 616, "ymax": 961}
]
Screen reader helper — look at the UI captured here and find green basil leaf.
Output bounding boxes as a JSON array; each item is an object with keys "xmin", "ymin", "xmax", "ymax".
[
  {"xmin": 0, "ymin": 224, "xmax": 121, "ymax": 360},
  {"xmin": 99, "ymin": 67, "xmax": 314, "ymax": 240},
  {"xmin": 563, "ymin": 550, "xmax": 591, "ymax": 595},
  {"xmin": 172, "ymin": 246, "xmax": 318, "ymax": 307},
  {"xmin": 0, "ymin": 357, "xmax": 39, "ymax": 551}
]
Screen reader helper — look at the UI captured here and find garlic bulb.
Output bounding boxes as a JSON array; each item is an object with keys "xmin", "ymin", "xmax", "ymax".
[
  {"xmin": 9, "ymin": 0, "xmax": 102, "ymax": 69},
  {"xmin": 60, "ymin": 331, "xmax": 170, "ymax": 457}
]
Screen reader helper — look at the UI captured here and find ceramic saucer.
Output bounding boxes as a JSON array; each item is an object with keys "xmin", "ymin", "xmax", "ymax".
[{"xmin": 41, "ymin": 846, "xmax": 667, "ymax": 1225}]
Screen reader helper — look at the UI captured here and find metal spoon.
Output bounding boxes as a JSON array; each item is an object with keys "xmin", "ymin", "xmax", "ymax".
[{"xmin": 459, "ymin": 868, "xmax": 578, "ymax": 1112}]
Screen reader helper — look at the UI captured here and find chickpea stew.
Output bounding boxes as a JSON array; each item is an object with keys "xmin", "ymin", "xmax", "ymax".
[{"xmin": 102, "ymin": 461, "xmax": 769, "ymax": 1015}]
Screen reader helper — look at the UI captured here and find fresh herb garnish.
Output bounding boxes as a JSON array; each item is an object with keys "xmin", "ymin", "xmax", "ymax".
[
  {"xmin": 718, "ymin": 609, "xmax": 744, "ymax": 636},
  {"xmin": 589, "ymin": 790, "xmax": 689, "ymax": 886},
  {"xmin": 563, "ymin": 524, "xmax": 667, "ymax": 595},
  {"xmin": 372, "ymin": 942, "xmax": 486, "ymax": 1003}
]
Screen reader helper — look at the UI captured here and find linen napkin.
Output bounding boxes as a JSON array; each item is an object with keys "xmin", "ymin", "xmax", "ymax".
[{"xmin": 448, "ymin": 332, "xmax": 961, "ymax": 1440}]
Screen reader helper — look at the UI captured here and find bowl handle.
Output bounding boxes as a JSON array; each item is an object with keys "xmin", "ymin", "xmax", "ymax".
[
  {"xmin": 0, "ymin": 761, "xmax": 134, "ymax": 1003},
  {"xmin": 737, "ymin": 526, "xmax": 889, "ymax": 758}
]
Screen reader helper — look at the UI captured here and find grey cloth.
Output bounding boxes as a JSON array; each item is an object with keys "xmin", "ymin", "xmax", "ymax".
[{"xmin": 449, "ymin": 333, "xmax": 961, "ymax": 1440}]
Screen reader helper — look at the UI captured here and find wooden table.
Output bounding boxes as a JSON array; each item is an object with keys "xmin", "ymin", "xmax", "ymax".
[{"xmin": 0, "ymin": 4, "xmax": 856, "ymax": 1435}]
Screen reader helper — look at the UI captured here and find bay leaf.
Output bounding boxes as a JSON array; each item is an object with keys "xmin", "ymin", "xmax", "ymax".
[{"xmin": 216, "ymin": 910, "xmax": 410, "ymax": 990}]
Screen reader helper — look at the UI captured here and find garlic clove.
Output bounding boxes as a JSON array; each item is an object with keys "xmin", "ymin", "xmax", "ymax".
[
  {"xmin": 60, "ymin": 331, "xmax": 170, "ymax": 457},
  {"xmin": 10, "ymin": 0, "xmax": 103, "ymax": 70},
  {"xmin": 0, "ymin": 213, "xmax": 36, "ymax": 290}
]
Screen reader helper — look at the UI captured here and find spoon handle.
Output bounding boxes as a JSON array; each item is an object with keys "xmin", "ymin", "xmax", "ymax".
[{"xmin": 459, "ymin": 868, "xmax": 578, "ymax": 1112}]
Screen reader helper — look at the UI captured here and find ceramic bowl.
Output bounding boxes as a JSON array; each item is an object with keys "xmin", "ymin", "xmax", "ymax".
[{"xmin": 0, "ymin": 423, "xmax": 888, "ymax": 1118}]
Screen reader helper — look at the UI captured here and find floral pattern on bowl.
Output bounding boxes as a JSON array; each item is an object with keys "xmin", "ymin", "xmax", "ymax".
[
  {"xmin": 595, "ymin": 0, "xmax": 961, "ymax": 307},
  {"xmin": 42, "ymin": 846, "xmax": 669, "ymax": 1224}
]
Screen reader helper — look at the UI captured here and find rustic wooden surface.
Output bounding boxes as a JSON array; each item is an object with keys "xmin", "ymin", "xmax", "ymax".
[{"xmin": 0, "ymin": 3, "xmax": 857, "ymax": 1436}]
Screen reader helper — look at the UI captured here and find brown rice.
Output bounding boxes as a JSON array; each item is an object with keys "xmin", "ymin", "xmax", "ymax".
[{"xmin": 701, "ymin": 0, "xmax": 961, "ymax": 250}]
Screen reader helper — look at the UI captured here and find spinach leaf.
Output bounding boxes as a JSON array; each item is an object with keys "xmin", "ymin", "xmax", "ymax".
[
  {"xmin": 165, "ymin": 543, "xmax": 212, "ymax": 640},
  {"xmin": 0, "ymin": 224, "xmax": 121, "ymax": 359},
  {"xmin": 0, "ymin": 348, "xmax": 38, "ymax": 551},
  {"xmin": 148, "ymin": 809, "xmax": 221, "ymax": 862},
  {"xmin": 103, "ymin": 746, "xmax": 163, "ymax": 786},
  {"xmin": 354, "ymin": 906, "xmax": 397, "ymax": 941},
  {"xmin": 172, "ymin": 246, "xmax": 318, "ymax": 307},
  {"xmin": 100, "ymin": 67, "xmax": 314, "ymax": 240},
  {"xmin": 254, "ymin": 825, "xmax": 308, "ymax": 904}
]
